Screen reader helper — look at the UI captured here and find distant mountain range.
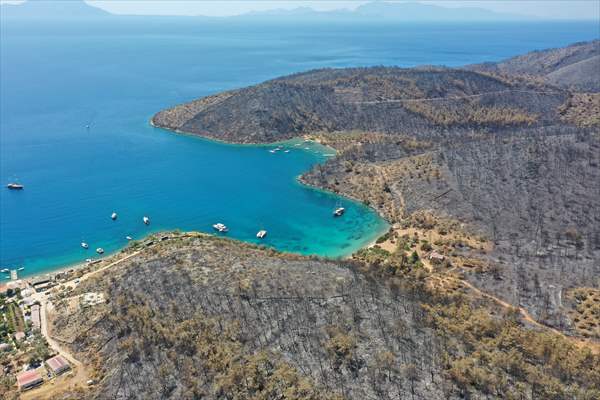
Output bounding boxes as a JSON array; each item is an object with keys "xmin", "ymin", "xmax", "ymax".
[
  {"xmin": 1, "ymin": 0, "xmax": 533, "ymax": 21},
  {"xmin": 0, "ymin": 0, "xmax": 109, "ymax": 18},
  {"xmin": 243, "ymin": 1, "xmax": 528, "ymax": 21}
]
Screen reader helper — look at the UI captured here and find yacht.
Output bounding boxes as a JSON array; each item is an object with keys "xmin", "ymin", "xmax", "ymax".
[
  {"xmin": 256, "ymin": 230, "xmax": 268, "ymax": 239},
  {"xmin": 143, "ymin": 216, "xmax": 150, "ymax": 225},
  {"xmin": 96, "ymin": 248, "xmax": 104, "ymax": 254},
  {"xmin": 333, "ymin": 207, "xmax": 345, "ymax": 217},
  {"xmin": 81, "ymin": 242, "xmax": 89, "ymax": 249},
  {"xmin": 212, "ymin": 223, "xmax": 228, "ymax": 233},
  {"xmin": 111, "ymin": 212, "xmax": 118, "ymax": 220},
  {"xmin": 6, "ymin": 183, "xmax": 24, "ymax": 190}
]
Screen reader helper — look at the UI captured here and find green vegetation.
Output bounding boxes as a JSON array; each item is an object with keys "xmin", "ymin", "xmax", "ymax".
[{"xmin": 425, "ymin": 301, "xmax": 600, "ymax": 399}]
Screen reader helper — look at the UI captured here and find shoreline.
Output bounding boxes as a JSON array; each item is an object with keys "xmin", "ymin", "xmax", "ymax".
[{"xmin": 17, "ymin": 122, "xmax": 387, "ymax": 282}]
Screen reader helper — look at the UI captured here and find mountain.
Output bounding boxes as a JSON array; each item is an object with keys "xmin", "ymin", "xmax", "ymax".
[
  {"xmin": 469, "ymin": 40, "xmax": 600, "ymax": 91},
  {"xmin": 0, "ymin": 0, "xmax": 109, "ymax": 19},
  {"xmin": 0, "ymin": 0, "xmax": 532, "ymax": 21},
  {"xmin": 241, "ymin": 1, "xmax": 529, "ymax": 21}
]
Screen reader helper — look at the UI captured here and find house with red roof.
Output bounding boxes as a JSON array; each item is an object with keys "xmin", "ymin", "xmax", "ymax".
[{"xmin": 16, "ymin": 369, "xmax": 43, "ymax": 391}]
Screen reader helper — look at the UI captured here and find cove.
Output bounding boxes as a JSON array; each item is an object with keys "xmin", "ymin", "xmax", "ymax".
[{"xmin": 1, "ymin": 18, "xmax": 598, "ymax": 279}]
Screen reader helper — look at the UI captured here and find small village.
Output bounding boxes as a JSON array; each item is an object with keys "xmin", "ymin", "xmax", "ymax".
[{"xmin": 0, "ymin": 232, "xmax": 188, "ymax": 397}]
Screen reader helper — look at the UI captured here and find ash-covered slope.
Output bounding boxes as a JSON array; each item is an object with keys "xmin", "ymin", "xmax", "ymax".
[
  {"xmin": 52, "ymin": 235, "xmax": 449, "ymax": 400},
  {"xmin": 469, "ymin": 40, "xmax": 600, "ymax": 92},
  {"xmin": 152, "ymin": 67, "xmax": 566, "ymax": 144}
]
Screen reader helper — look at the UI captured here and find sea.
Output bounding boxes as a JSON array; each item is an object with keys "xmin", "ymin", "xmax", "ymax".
[{"xmin": 1, "ymin": 17, "xmax": 598, "ymax": 278}]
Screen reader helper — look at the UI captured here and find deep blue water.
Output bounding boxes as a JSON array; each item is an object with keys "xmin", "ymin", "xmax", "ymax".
[{"xmin": 1, "ymin": 18, "xmax": 598, "ymax": 278}]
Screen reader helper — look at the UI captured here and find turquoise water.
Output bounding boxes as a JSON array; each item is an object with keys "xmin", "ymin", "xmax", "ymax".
[{"xmin": 1, "ymin": 18, "xmax": 598, "ymax": 278}]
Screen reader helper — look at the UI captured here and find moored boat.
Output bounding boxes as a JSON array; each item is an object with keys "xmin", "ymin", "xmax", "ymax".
[
  {"xmin": 81, "ymin": 242, "xmax": 89, "ymax": 249},
  {"xmin": 143, "ymin": 216, "xmax": 150, "ymax": 225},
  {"xmin": 96, "ymin": 248, "xmax": 104, "ymax": 254},
  {"xmin": 333, "ymin": 207, "xmax": 345, "ymax": 217},
  {"xmin": 212, "ymin": 223, "xmax": 228, "ymax": 233},
  {"xmin": 6, "ymin": 183, "xmax": 24, "ymax": 190},
  {"xmin": 126, "ymin": 236, "xmax": 132, "ymax": 240},
  {"xmin": 111, "ymin": 212, "xmax": 118, "ymax": 220},
  {"xmin": 256, "ymin": 230, "xmax": 268, "ymax": 239}
]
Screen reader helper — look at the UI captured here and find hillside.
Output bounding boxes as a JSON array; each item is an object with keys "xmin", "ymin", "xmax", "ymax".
[
  {"xmin": 469, "ymin": 40, "xmax": 600, "ymax": 91},
  {"xmin": 150, "ymin": 41, "xmax": 600, "ymax": 355},
  {"xmin": 41, "ymin": 234, "xmax": 600, "ymax": 400},
  {"xmin": 152, "ymin": 67, "xmax": 567, "ymax": 144}
]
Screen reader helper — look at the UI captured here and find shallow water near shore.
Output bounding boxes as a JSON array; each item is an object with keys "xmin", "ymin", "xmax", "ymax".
[{"xmin": 1, "ymin": 18, "xmax": 598, "ymax": 278}]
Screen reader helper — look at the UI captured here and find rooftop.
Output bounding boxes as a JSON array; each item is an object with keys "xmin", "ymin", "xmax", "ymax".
[
  {"xmin": 16, "ymin": 369, "xmax": 43, "ymax": 389},
  {"xmin": 46, "ymin": 355, "xmax": 70, "ymax": 374}
]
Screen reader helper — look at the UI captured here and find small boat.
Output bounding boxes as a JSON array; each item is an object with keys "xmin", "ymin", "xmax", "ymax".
[
  {"xmin": 212, "ymin": 223, "xmax": 228, "ymax": 233},
  {"xmin": 333, "ymin": 207, "xmax": 345, "ymax": 217},
  {"xmin": 256, "ymin": 230, "xmax": 267, "ymax": 239},
  {"xmin": 6, "ymin": 183, "xmax": 24, "ymax": 190},
  {"xmin": 111, "ymin": 212, "xmax": 118, "ymax": 220},
  {"xmin": 17, "ymin": 267, "xmax": 24, "ymax": 271},
  {"xmin": 81, "ymin": 242, "xmax": 89, "ymax": 249},
  {"xmin": 269, "ymin": 149, "xmax": 277, "ymax": 153},
  {"xmin": 1, "ymin": 268, "xmax": 9, "ymax": 273},
  {"xmin": 96, "ymin": 248, "xmax": 104, "ymax": 254},
  {"xmin": 125, "ymin": 236, "xmax": 132, "ymax": 240},
  {"xmin": 143, "ymin": 216, "xmax": 150, "ymax": 225},
  {"xmin": 85, "ymin": 258, "xmax": 92, "ymax": 263},
  {"xmin": 284, "ymin": 150, "xmax": 290, "ymax": 153}
]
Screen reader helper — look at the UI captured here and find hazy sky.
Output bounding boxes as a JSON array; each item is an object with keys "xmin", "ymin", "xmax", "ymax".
[{"xmin": 3, "ymin": 1, "xmax": 600, "ymax": 19}]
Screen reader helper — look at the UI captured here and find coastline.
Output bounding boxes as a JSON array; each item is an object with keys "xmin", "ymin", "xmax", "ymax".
[{"xmin": 17, "ymin": 122, "xmax": 385, "ymax": 282}]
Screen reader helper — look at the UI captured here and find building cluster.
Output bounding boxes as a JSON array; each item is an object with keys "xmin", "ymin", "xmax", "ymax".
[{"xmin": 15, "ymin": 355, "xmax": 71, "ymax": 391}]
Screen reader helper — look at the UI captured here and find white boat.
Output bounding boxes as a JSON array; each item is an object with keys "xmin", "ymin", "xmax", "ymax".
[
  {"xmin": 269, "ymin": 149, "xmax": 277, "ymax": 153},
  {"xmin": 85, "ymin": 258, "xmax": 92, "ymax": 263},
  {"xmin": 17, "ymin": 267, "xmax": 24, "ymax": 271},
  {"xmin": 212, "ymin": 223, "xmax": 228, "ymax": 233},
  {"xmin": 143, "ymin": 216, "xmax": 150, "ymax": 225},
  {"xmin": 256, "ymin": 230, "xmax": 267, "ymax": 239},
  {"xmin": 284, "ymin": 150, "xmax": 290, "ymax": 153},
  {"xmin": 111, "ymin": 212, "xmax": 118, "ymax": 220},
  {"xmin": 81, "ymin": 242, "xmax": 89, "ymax": 249},
  {"xmin": 1, "ymin": 268, "xmax": 9, "ymax": 273},
  {"xmin": 126, "ymin": 236, "xmax": 132, "ymax": 240},
  {"xmin": 6, "ymin": 183, "xmax": 24, "ymax": 190},
  {"xmin": 96, "ymin": 248, "xmax": 104, "ymax": 254},
  {"xmin": 333, "ymin": 207, "xmax": 345, "ymax": 217}
]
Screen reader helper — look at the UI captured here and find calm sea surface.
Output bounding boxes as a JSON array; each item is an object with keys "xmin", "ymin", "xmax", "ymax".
[{"xmin": 1, "ymin": 18, "xmax": 598, "ymax": 278}]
